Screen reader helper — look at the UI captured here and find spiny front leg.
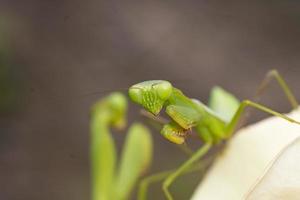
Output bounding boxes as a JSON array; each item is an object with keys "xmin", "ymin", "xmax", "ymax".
[
  {"xmin": 161, "ymin": 122, "xmax": 189, "ymax": 144},
  {"xmin": 166, "ymin": 105, "xmax": 201, "ymax": 129},
  {"xmin": 162, "ymin": 142, "xmax": 212, "ymax": 200}
]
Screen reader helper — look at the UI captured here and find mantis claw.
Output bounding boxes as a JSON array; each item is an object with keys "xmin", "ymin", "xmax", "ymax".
[{"xmin": 161, "ymin": 122, "xmax": 188, "ymax": 144}]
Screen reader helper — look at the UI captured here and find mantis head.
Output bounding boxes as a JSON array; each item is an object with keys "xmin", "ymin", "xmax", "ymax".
[{"xmin": 128, "ymin": 80, "xmax": 172, "ymax": 115}]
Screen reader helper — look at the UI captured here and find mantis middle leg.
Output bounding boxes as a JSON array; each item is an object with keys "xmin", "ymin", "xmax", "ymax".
[
  {"xmin": 137, "ymin": 155, "xmax": 214, "ymax": 200},
  {"xmin": 162, "ymin": 142, "xmax": 212, "ymax": 200},
  {"xmin": 138, "ymin": 170, "xmax": 173, "ymax": 200}
]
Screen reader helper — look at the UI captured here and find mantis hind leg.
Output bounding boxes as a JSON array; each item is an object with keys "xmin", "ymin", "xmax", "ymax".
[
  {"xmin": 162, "ymin": 142, "xmax": 212, "ymax": 200},
  {"xmin": 238, "ymin": 69, "xmax": 298, "ymax": 129},
  {"xmin": 252, "ymin": 69, "xmax": 298, "ymax": 109},
  {"xmin": 225, "ymin": 100, "xmax": 300, "ymax": 138}
]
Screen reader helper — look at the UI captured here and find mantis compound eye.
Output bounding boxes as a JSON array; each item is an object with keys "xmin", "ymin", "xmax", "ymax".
[
  {"xmin": 128, "ymin": 87, "xmax": 143, "ymax": 104},
  {"xmin": 155, "ymin": 81, "xmax": 172, "ymax": 100}
]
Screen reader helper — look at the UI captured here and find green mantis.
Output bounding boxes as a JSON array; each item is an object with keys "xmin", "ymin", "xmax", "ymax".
[
  {"xmin": 90, "ymin": 92, "xmax": 153, "ymax": 200},
  {"xmin": 128, "ymin": 70, "xmax": 300, "ymax": 200}
]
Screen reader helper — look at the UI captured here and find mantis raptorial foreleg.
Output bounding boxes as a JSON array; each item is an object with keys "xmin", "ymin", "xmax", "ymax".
[{"xmin": 166, "ymin": 105, "xmax": 201, "ymax": 129}]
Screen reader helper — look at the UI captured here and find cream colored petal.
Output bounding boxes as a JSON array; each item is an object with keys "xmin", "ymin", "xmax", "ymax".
[
  {"xmin": 246, "ymin": 138, "xmax": 300, "ymax": 200},
  {"xmin": 191, "ymin": 108, "xmax": 300, "ymax": 200}
]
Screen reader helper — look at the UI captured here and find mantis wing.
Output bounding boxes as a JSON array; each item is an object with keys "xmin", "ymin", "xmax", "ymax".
[
  {"xmin": 114, "ymin": 123, "xmax": 153, "ymax": 200},
  {"xmin": 208, "ymin": 86, "xmax": 240, "ymax": 122}
]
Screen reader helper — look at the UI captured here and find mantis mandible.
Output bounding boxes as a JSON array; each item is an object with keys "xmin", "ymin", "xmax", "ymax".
[{"xmin": 128, "ymin": 70, "xmax": 300, "ymax": 200}]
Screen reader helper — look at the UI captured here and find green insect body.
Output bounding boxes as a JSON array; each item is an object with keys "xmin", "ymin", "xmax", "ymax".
[
  {"xmin": 90, "ymin": 92, "xmax": 153, "ymax": 200},
  {"xmin": 91, "ymin": 92, "xmax": 127, "ymax": 200},
  {"xmin": 129, "ymin": 80, "xmax": 235, "ymax": 145},
  {"xmin": 128, "ymin": 70, "xmax": 300, "ymax": 200}
]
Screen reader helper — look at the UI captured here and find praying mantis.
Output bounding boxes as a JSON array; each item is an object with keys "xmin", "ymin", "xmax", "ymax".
[
  {"xmin": 90, "ymin": 92, "xmax": 153, "ymax": 200},
  {"xmin": 128, "ymin": 70, "xmax": 300, "ymax": 200}
]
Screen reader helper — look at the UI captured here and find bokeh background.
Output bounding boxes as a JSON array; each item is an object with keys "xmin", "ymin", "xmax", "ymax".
[{"xmin": 1, "ymin": 1, "xmax": 300, "ymax": 200}]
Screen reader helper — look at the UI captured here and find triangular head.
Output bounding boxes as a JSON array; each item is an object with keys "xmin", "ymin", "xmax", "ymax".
[{"xmin": 129, "ymin": 80, "xmax": 173, "ymax": 115}]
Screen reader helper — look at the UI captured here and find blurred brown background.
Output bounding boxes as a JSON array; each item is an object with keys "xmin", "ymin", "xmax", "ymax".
[{"xmin": 1, "ymin": 1, "xmax": 300, "ymax": 200}]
